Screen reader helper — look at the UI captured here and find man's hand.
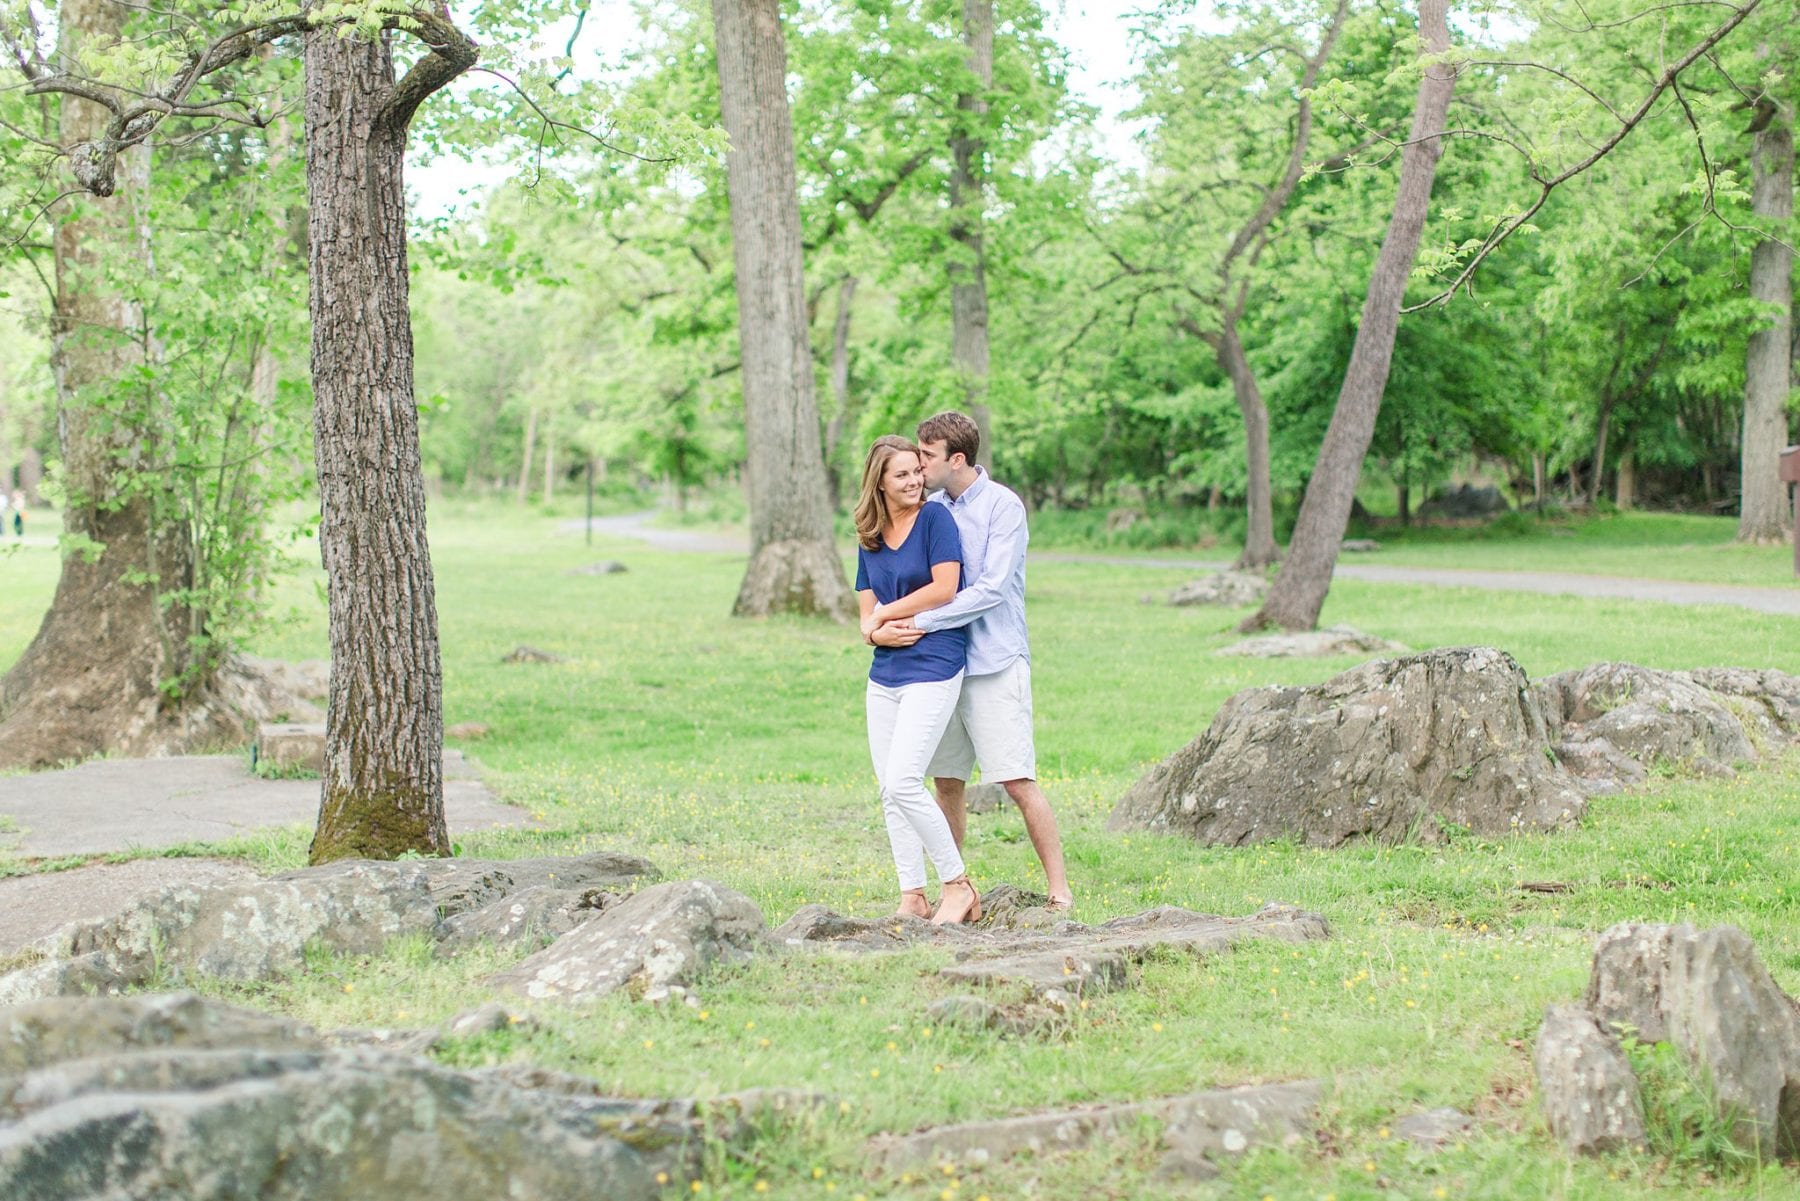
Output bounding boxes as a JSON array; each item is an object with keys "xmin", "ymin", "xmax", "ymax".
[{"xmin": 869, "ymin": 620, "xmax": 925, "ymax": 648}]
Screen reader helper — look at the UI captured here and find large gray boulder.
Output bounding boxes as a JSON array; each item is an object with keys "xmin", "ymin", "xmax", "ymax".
[
  {"xmin": 1536, "ymin": 664, "xmax": 1755, "ymax": 777},
  {"xmin": 1534, "ymin": 1003, "xmax": 1646, "ymax": 1155},
  {"xmin": 0, "ymin": 853, "xmax": 661, "ymax": 1003},
  {"xmin": 1537, "ymin": 664, "xmax": 1800, "ymax": 789},
  {"xmin": 1110, "ymin": 646, "xmax": 1587, "ymax": 846},
  {"xmin": 489, "ymin": 879, "xmax": 766, "ymax": 1003},
  {"xmin": 0, "ymin": 994, "xmax": 722, "ymax": 1200}
]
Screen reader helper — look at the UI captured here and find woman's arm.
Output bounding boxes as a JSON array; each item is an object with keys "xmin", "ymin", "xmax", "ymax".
[
  {"xmin": 858, "ymin": 589, "xmax": 879, "ymax": 644},
  {"xmin": 868, "ymin": 560, "xmax": 960, "ymax": 627}
]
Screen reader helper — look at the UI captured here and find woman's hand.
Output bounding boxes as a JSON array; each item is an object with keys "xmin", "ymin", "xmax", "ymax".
[{"xmin": 860, "ymin": 608, "xmax": 884, "ymax": 640}]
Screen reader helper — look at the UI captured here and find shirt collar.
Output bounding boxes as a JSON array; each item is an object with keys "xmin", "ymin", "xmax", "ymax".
[{"xmin": 949, "ymin": 465, "xmax": 990, "ymax": 506}]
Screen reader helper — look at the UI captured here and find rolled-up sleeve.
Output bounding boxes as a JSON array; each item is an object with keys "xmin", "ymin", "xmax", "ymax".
[{"xmin": 914, "ymin": 500, "xmax": 1025, "ymax": 633}]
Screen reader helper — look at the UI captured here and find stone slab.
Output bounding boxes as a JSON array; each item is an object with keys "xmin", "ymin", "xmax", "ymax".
[
  {"xmin": 0, "ymin": 859, "xmax": 260, "ymax": 957},
  {"xmin": 0, "ymin": 751, "xmax": 535, "ymax": 859}
]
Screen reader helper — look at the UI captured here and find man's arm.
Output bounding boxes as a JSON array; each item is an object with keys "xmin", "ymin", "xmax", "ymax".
[{"xmin": 912, "ymin": 500, "xmax": 1026, "ymax": 633}]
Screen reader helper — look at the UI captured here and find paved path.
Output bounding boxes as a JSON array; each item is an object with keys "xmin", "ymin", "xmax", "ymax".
[
  {"xmin": 0, "ymin": 750, "xmax": 537, "ymax": 860},
  {"xmin": 569, "ymin": 512, "xmax": 1800, "ymax": 617}
]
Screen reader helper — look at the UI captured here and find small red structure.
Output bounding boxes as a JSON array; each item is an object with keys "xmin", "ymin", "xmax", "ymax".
[{"xmin": 1782, "ymin": 446, "xmax": 1800, "ymax": 577}]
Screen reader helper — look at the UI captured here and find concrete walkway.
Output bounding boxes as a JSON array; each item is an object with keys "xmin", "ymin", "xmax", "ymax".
[
  {"xmin": 569, "ymin": 512, "xmax": 1800, "ymax": 617},
  {"xmin": 0, "ymin": 750, "xmax": 536, "ymax": 860}
]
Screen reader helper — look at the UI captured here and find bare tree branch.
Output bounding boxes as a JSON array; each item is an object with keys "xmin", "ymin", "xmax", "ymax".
[{"xmin": 1403, "ymin": 0, "xmax": 1765, "ymax": 311}]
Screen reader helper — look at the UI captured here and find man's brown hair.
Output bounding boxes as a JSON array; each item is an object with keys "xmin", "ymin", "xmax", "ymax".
[{"xmin": 916, "ymin": 411, "xmax": 981, "ymax": 467}]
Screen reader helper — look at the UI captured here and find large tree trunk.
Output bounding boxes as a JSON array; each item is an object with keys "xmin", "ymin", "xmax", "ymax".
[
  {"xmin": 0, "ymin": 0, "xmax": 227, "ymax": 769},
  {"xmin": 950, "ymin": 0, "xmax": 994, "ymax": 464},
  {"xmin": 304, "ymin": 26, "xmax": 454, "ymax": 862},
  {"xmin": 823, "ymin": 273, "xmax": 858, "ymax": 506},
  {"xmin": 711, "ymin": 0, "xmax": 855, "ymax": 619},
  {"xmin": 1739, "ymin": 77, "xmax": 1794, "ymax": 544},
  {"xmin": 1242, "ymin": 0, "xmax": 1456, "ymax": 632},
  {"xmin": 1215, "ymin": 319, "xmax": 1280, "ymax": 567}
]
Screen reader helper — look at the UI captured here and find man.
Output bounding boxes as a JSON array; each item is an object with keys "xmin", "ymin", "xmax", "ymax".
[{"xmin": 869, "ymin": 410, "xmax": 1072, "ymax": 911}]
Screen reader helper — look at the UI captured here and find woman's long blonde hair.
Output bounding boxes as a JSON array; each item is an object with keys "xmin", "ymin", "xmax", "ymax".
[{"xmin": 853, "ymin": 435, "xmax": 921, "ymax": 552}]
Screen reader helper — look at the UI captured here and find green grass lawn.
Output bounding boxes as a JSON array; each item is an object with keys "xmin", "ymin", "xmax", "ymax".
[{"xmin": 2, "ymin": 505, "xmax": 1799, "ymax": 1200}]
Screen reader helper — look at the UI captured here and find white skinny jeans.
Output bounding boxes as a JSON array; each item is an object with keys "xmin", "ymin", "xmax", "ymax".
[{"xmin": 866, "ymin": 672, "xmax": 967, "ymax": 892}]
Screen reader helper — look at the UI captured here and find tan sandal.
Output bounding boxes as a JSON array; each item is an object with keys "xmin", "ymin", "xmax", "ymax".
[{"xmin": 930, "ymin": 876, "xmax": 982, "ymax": 926}]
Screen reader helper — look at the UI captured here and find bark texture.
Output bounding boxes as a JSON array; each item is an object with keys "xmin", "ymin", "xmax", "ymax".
[
  {"xmin": 304, "ymin": 23, "xmax": 472, "ymax": 862},
  {"xmin": 1242, "ymin": 0, "xmax": 1456, "ymax": 632},
  {"xmin": 950, "ymin": 0, "xmax": 995, "ymax": 464},
  {"xmin": 711, "ymin": 0, "xmax": 855, "ymax": 619},
  {"xmin": 1216, "ymin": 321, "xmax": 1279, "ymax": 567},
  {"xmin": 0, "ymin": 0, "xmax": 229, "ymax": 769},
  {"xmin": 1739, "ymin": 74, "xmax": 1794, "ymax": 544}
]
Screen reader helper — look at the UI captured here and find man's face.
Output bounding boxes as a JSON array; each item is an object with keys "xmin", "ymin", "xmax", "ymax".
[{"xmin": 918, "ymin": 439, "xmax": 961, "ymax": 491}]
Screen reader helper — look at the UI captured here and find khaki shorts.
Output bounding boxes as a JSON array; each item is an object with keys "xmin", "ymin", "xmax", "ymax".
[{"xmin": 927, "ymin": 658, "xmax": 1037, "ymax": 783}]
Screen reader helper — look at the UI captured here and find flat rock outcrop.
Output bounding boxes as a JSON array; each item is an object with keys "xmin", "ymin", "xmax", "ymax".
[
  {"xmin": 775, "ymin": 900, "xmax": 1327, "ymax": 1009},
  {"xmin": 1216, "ymin": 625, "xmax": 1408, "ymax": 659},
  {"xmin": 870, "ymin": 1079, "xmax": 1320, "ymax": 1180},
  {"xmin": 1110, "ymin": 646, "xmax": 1586, "ymax": 846},
  {"xmin": 0, "ymin": 993, "xmax": 741, "ymax": 1200},
  {"xmin": 1536, "ymin": 922, "xmax": 1800, "ymax": 1159},
  {"xmin": 489, "ymin": 879, "xmax": 765, "ymax": 1004},
  {"xmin": 0, "ymin": 852, "xmax": 659, "ymax": 1003},
  {"xmin": 1168, "ymin": 570, "xmax": 1267, "ymax": 608}
]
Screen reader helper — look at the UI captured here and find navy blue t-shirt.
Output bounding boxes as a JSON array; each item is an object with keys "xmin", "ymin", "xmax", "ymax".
[{"xmin": 855, "ymin": 503, "xmax": 968, "ymax": 686}]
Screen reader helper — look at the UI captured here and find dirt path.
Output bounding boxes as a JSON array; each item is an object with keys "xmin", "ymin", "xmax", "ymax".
[{"xmin": 566, "ymin": 512, "xmax": 1800, "ymax": 618}]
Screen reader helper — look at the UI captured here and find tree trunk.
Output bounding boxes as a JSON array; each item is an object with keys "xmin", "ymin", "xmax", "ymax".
[
  {"xmin": 711, "ymin": 0, "xmax": 855, "ymax": 619},
  {"xmin": 823, "ymin": 274, "xmax": 858, "ymax": 507},
  {"xmin": 1242, "ymin": 0, "xmax": 1456, "ymax": 632},
  {"xmin": 516, "ymin": 405, "xmax": 537, "ymax": 504},
  {"xmin": 1589, "ymin": 394, "xmax": 1613, "ymax": 508},
  {"xmin": 1739, "ymin": 77, "xmax": 1794, "ymax": 544},
  {"xmin": 0, "ymin": 0, "xmax": 226, "ymax": 769},
  {"xmin": 18, "ymin": 448, "xmax": 42, "ymax": 506},
  {"xmin": 542, "ymin": 412, "xmax": 556, "ymax": 504},
  {"xmin": 304, "ymin": 26, "xmax": 452, "ymax": 863},
  {"xmin": 1615, "ymin": 449, "xmax": 1636, "ymax": 509},
  {"xmin": 950, "ymin": 0, "xmax": 995, "ymax": 464},
  {"xmin": 1214, "ymin": 320, "xmax": 1280, "ymax": 566},
  {"xmin": 1398, "ymin": 482, "xmax": 1411, "ymax": 526}
]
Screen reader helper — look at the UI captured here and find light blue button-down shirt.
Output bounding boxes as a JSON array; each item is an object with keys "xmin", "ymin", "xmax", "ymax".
[{"xmin": 913, "ymin": 468, "xmax": 1029, "ymax": 677}]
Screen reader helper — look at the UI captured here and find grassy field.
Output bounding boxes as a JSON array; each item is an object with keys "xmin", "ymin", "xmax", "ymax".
[{"xmin": 2, "ymin": 504, "xmax": 1799, "ymax": 1200}]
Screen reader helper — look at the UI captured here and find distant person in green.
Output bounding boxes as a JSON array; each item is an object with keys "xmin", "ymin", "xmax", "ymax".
[
  {"xmin": 866, "ymin": 412, "xmax": 1073, "ymax": 913},
  {"xmin": 9, "ymin": 490, "xmax": 21, "ymax": 537},
  {"xmin": 853, "ymin": 435, "xmax": 983, "ymax": 925}
]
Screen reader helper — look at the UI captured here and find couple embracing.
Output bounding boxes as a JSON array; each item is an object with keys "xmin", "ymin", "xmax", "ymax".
[{"xmin": 853, "ymin": 410, "xmax": 1073, "ymax": 925}]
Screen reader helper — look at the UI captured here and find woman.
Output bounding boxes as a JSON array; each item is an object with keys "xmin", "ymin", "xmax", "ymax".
[{"xmin": 854, "ymin": 435, "xmax": 982, "ymax": 925}]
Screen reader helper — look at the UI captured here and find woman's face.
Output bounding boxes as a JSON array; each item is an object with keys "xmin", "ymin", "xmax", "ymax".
[{"xmin": 880, "ymin": 450, "xmax": 925, "ymax": 513}]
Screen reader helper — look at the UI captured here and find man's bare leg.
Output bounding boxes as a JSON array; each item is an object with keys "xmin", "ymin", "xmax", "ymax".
[
  {"xmin": 932, "ymin": 777, "xmax": 968, "ymax": 850},
  {"xmin": 1001, "ymin": 778, "xmax": 1072, "ymax": 906}
]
